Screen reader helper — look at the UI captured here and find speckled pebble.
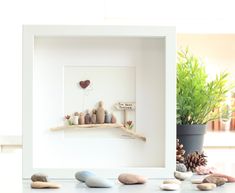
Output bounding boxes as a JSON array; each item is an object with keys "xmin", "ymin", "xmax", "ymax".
[
  {"xmin": 31, "ymin": 173, "xmax": 48, "ymax": 182},
  {"xmin": 160, "ymin": 183, "xmax": 180, "ymax": 191},
  {"xmin": 203, "ymin": 176, "xmax": 227, "ymax": 186},
  {"xmin": 163, "ymin": 179, "xmax": 181, "ymax": 185},
  {"xmin": 176, "ymin": 163, "xmax": 187, "ymax": 172},
  {"xmin": 197, "ymin": 183, "xmax": 216, "ymax": 191},
  {"xmin": 118, "ymin": 173, "xmax": 147, "ymax": 185},
  {"xmin": 195, "ymin": 166, "xmax": 216, "ymax": 175},
  {"xmin": 211, "ymin": 173, "xmax": 235, "ymax": 182},
  {"xmin": 174, "ymin": 171, "xmax": 193, "ymax": 181},
  {"xmin": 75, "ymin": 171, "xmax": 96, "ymax": 182},
  {"xmin": 85, "ymin": 176, "xmax": 113, "ymax": 188}
]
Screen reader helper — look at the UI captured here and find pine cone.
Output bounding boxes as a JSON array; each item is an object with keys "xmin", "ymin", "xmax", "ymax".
[
  {"xmin": 185, "ymin": 151, "xmax": 207, "ymax": 172},
  {"xmin": 176, "ymin": 139, "xmax": 185, "ymax": 163}
]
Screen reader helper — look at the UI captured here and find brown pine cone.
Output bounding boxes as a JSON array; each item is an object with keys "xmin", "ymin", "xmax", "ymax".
[
  {"xmin": 185, "ymin": 151, "xmax": 207, "ymax": 172},
  {"xmin": 176, "ymin": 139, "xmax": 185, "ymax": 163}
]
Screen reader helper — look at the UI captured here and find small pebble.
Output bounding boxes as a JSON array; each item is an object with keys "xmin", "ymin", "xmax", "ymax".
[
  {"xmin": 118, "ymin": 173, "xmax": 147, "ymax": 185},
  {"xmin": 163, "ymin": 179, "xmax": 181, "ymax": 185},
  {"xmin": 176, "ymin": 163, "xmax": 187, "ymax": 172},
  {"xmin": 174, "ymin": 171, "xmax": 192, "ymax": 181},
  {"xmin": 203, "ymin": 176, "xmax": 227, "ymax": 186},
  {"xmin": 31, "ymin": 181, "xmax": 60, "ymax": 189},
  {"xmin": 75, "ymin": 171, "xmax": 96, "ymax": 182},
  {"xmin": 197, "ymin": 183, "xmax": 216, "ymax": 191},
  {"xmin": 160, "ymin": 183, "xmax": 180, "ymax": 191},
  {"xmin": 31, "ymin": 173, "xmax": 48, "ymax": 182},
  {"xmin": 191, "ymin": 178, "xmax": 203, "ymax": 184},
  {"xmin": 85, "ymin": 176, "xmax": 113, "ymax": 188}
]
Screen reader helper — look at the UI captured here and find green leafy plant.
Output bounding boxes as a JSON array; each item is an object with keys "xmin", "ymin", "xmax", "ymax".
[{"xmin": 177, "ymin": 48, "xmax": 233, "ymax": 125}]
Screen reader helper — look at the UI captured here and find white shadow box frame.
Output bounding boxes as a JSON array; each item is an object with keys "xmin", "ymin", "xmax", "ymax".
[{"xmin": 22, "ymin": 25, "xmax": 176, "ymax": 179}]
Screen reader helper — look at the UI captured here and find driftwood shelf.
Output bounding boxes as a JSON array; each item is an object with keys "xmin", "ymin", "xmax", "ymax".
[{"xmin": 50, "ymin": 123, "xmax": 146, "ymax": 141}]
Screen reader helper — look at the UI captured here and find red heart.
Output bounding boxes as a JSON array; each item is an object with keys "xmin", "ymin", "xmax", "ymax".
[{"xmin": 79, "ymin": 80, "xmax": 90, "ymax": 89}]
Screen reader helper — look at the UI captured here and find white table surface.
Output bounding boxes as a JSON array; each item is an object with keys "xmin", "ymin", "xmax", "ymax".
[
  {"xmin": 22, "ymin": 179, "xmax": 235, "ymax": 193},
  {"xmin": 1, "ymin": 149, "xmax": 235, "ymax": 193}
]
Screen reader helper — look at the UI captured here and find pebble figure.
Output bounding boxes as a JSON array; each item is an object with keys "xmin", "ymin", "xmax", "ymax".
[
  {"xmin": 85, "ymin": 111, "xmax": 91, "ymax": 124},
  {"xmin": 111, "ymin": 113, "xmax": 117, "ymax": 123},
  {"xmin": 73, "ymin": 112, "xmax": 79, "ymax": 125},
  {"xmin": 91, "ymin": 109, "xmax": 97, "ymax": 124},
  {"xmin": 96, "ymin": 101, "xmax": 105, "ymax": 124},
  {"xmin": 104, "ymin": 111, "xmax": 112, "ymax": 123},
  {"xmin": 79, "ymin": 112, "xmax": 85, "ymax": 125}
]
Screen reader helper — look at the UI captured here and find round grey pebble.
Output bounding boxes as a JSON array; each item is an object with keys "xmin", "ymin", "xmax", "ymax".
[
  {"xmin": 75, "ymin": 171, "xmax": 96, "ymax": 182},
  {"xmin": 176, "ymin": 163, "xmax": 187, "ymax": 172},
  {"xmin": 85, "ymin": 176, "xmax": 113, "ymax": 188},
  {"xmin": 174, "ymin": 171, "xmax": 193, "ymax": 181},
  {"xmin": 31, "ymin": 173, "xmax": 48, "ymax": 182}
]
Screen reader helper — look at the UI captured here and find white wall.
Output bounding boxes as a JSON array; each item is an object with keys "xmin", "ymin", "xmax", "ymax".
[{"xmin": 1, "ymin": 0, "xmax": 235, "ymax": 136}]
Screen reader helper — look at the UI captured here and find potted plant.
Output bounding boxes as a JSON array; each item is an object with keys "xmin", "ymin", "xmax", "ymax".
[{"xmin": 177, "ymin": 48, "xmax": 233, "ymax": 155}]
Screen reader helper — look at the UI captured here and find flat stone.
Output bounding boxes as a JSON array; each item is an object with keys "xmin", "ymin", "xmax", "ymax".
[
  {"xmin": 191, "ymin": 178, "xmax": 203, "ymax": 184},
  {"xmin": 118, "ymin": 173, "xmax": 147, "ymax": 185},
  {"xmin": 163, "ymin": 179, "xmax": 181, "ymax": 185},
  {"xmin": 174, "ymin": 171, "xmax": 193, "ymax": 181},
  {"xmin": 85, "ymin": 176, "xmax": 113, "ymax": 188},
  {"xmin": 31, "ymin": 181, "xmax": 60, "ymax": 189},
  {"xmin": 75, "ymin": 171, "xmax": 96, "ymax": 182},
  {"xmin": 31, "ymin": 173, "xmax": 48, "ymax": 182},
  {"xmin": 203, "ymin": 176, "xmax": 227, "ymax": 186},
  {"xmin": 176, "ymin": 163, "xmax": 187, "ymax": 172},
  {"xmin": 160, "ymin": 183, "xmax": 180, "ymax": 191},
  {"xmin": 211, "ymin": 173, "xmax": 235, "ymax": 182},
  {"xmin": 197, "ymin": 183, "xmax": 216, "ymax": 191}
]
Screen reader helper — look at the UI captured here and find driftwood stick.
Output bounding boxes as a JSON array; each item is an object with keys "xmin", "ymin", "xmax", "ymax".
[
  {"xmin": 50, "ymin": 123, "xmax": 146, "ymax": 142},
  {"xmin": 120, "ymin": 127, "xmax": 146, "ymax": 142},
  {"xmin": 50, "ymin": 123, "xmax": 123, "ymax": 131}
]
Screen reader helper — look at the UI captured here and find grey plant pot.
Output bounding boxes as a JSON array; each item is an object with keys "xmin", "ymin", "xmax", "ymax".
[{"xmin": 177, "ymin": 124, "xmax": 206, "ymax": 156}]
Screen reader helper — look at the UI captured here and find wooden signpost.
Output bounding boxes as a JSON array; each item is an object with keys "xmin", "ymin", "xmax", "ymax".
[{"xmin": 114, "ymin": 102, "xmax": 136, "ymax": 126}]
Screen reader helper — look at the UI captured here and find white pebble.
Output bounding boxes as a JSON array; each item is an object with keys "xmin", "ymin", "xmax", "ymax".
[
  {"xmin": 163, "ymin": 179, "xmax": 181, "ymax": 185},
  {"xmin": 160, "ymin": 183, "xmax": 180, "ymax": 191},
  {"xmin": 174, "ymin": 171, "xmax": 193, "ymax": 180},
  {"xmin": 191, "ymin": 178, "xmax": 203, "ymax": 184}
]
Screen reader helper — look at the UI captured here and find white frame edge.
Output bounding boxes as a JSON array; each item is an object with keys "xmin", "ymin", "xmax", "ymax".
[{"xmin": 22, "ymin": 25, "xmax": 176, "ymax": 179}]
